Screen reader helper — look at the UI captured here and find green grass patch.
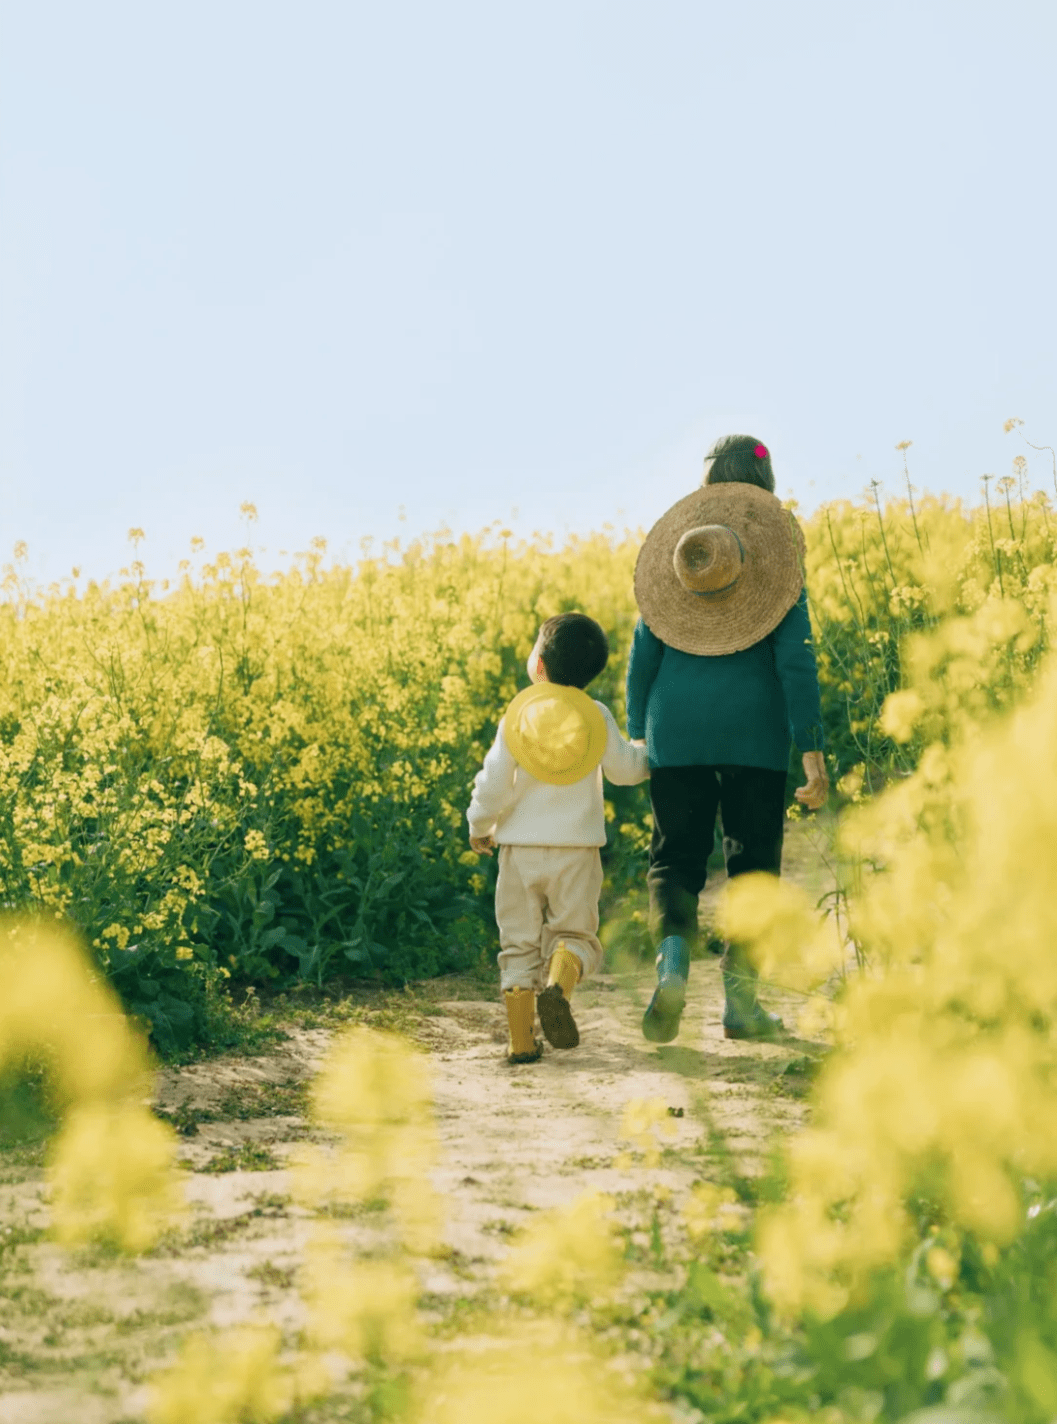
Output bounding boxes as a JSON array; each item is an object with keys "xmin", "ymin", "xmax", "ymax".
[
  {"xmin": 245, "ymin": 1259, "xmax": 297, "ymax": 1290},
  {"xmin": 197, "ymin": 1142, "xmax": 282, "ymax": 1174}
]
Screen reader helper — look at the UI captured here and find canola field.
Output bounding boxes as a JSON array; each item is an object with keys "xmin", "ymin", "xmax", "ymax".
[
  {"xmin": 2, "ymin": 466, "xmax": 1055, "ymax": 1049},
  {"xmin": 6, "ymin": 446, "xmax": 1057, "ymax": 1423}
]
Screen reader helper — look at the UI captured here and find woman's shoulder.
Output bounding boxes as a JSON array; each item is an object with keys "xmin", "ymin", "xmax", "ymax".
[
  {"xmin": 769, "ymin": 587, "xmax": 812, "ymax": 636},
  {"xmin": 632, "ymin": 616, "xmax": 663, "ymax": 643}
]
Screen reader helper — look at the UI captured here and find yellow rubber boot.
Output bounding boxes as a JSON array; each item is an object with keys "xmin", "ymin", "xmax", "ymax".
[
  {"xmin": 504, "ymin": 988, "xmax": 542, "ymax": 1064},
  {"xmin": 548, "ymin": 944, "xmax": 582, "ymax": 997},
  {"xmin": 537, "ymin": 942, "xmax": 582, "ymax": 1050}
]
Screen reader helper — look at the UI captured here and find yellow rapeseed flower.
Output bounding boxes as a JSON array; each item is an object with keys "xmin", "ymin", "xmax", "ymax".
[
  {"xmin": 879, "ymin": 688, "xmax": 923, "ymax": 743},
  {"xmin": 304, "ymin": 1245, "xmax": 422, "ymax": 1362},
  {"xmin": 498, "ymin": 1191, "xmax": 623, "ymax": 1307},
  {"xmin": 146, "ymin": 1327, "xmax": 293, "ymax": 1424},
  {"xmin": 49, "ymin": 1101, "xmax": 184, "ymax": 1251},
  {"xmin": 296, "ymin": 1026, "xmax": 441, "ymax": 1249},
  {"xmin": 619, "ymin": 1096, "xmax": 676, "ymax": 1168},
  {"xmin": 420, "ymin": 1326, "xmax": 665, "ymax": 1424}
]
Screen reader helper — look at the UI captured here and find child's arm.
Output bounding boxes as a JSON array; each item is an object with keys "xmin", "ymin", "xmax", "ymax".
[
  {"xmin": 598, "ymin": 705, "xmax": 651, "ymax": 785},
  {"xmin": 466, "ymin": 725, "xmax": 517, "ymax": 853},
  {"xmin": 625, "ymin": 618, "xmax": 664, "ymax": 743}
]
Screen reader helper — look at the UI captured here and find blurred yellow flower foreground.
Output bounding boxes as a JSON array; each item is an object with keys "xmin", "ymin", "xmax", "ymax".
[
  {"xmin": 145, "ymin": 1026, "xmax": 652, "ymax": 1423},
  {"xmin": 722, "ymin": 591, "xmax": 1057, "ymax": 1318},
  {"xmin": 0, "ymin": 921, "xmax": 182, "ymax": 1251}
]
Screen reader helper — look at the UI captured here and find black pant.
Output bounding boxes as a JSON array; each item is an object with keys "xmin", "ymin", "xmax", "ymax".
[{"xmin": 647, "ymin": 765, "xmax": 787, "ymax": 944}]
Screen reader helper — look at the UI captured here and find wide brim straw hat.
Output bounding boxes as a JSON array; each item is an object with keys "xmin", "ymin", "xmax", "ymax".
[
  {"xmin": 502, "ymin": 683, "xmax": 608, "ymax": 786},
  {"xmin": 634, "ymin": 483, "xmax": 806, "ymax": 656}
]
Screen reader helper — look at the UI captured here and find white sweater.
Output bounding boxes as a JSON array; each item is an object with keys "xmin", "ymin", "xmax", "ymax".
[{"xmin": 466, "ymin": 701, "xmax": 650, "ymax": 848}]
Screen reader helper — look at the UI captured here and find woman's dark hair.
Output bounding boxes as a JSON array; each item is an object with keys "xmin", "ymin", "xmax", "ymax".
[
  {"xmin": 702, "ymin": 434, "xmax": 775, "ymax": 493},
  {"xmin": 537, "ymin": 612, "xmax": 609, "ymax": 689}
]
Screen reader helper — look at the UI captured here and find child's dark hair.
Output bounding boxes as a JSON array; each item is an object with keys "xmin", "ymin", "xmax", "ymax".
[
  {"xmin": 537, "ymin": 612, "xmax": 609, "ymax": 689},
  {"xmin": 702, "ymin": 434, "xmax": 775, "ymax": 493}
]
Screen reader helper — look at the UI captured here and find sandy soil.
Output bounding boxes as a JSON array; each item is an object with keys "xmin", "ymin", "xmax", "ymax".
[{"xmin": 0, "ymin": 819, "xmax": 838, "ymax": 1423}]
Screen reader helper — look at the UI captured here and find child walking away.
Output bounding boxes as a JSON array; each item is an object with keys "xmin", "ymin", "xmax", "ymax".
[
  {"xmin": 467, "ymin": 613, "xmax": 649, "ymax": 1064},
  {"xmin": 626, "ymin": 435, "xmax": 829, "ymax": 1045}
]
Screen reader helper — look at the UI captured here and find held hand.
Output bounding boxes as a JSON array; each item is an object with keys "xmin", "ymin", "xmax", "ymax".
[
  {"xmin": 794, "ymin": 751, "xmax": 829, "ymax": 811},
  {"xmin": 630, "ymin": 739, "xmax": 646, "ymax": 748},
  {"xmin": 469, "ymin": 835, "xmax": 496, "ymax": 855}
]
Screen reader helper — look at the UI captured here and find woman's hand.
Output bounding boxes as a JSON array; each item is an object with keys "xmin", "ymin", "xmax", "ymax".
[
  {"xmin": 469, "ymin": 835, "xmax": 496, "ymax": 855},
  {"xmin": 794, "ymin": 751, "xmax": 829, "ymax": 811}
]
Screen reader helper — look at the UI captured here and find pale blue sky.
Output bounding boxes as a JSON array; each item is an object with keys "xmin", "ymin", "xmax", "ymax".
[{"xmin": 2, "ymin": 1, "xmax": 1054, "ymax": 581}]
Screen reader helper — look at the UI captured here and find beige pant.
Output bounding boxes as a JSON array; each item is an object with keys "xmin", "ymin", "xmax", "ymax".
[{"xmin": 495, "ymin": 845, "xmax": 605, "ymax": 991}]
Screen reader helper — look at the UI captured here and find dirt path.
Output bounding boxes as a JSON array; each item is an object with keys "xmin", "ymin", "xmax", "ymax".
[{"xmin": 0, "ymin": 821, "xmax": 837, "ymax": 1423}]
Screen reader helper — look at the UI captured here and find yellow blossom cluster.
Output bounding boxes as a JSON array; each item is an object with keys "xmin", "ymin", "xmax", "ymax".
[
  {"xmin": 803, "ymin": 481, "xmax": 1057, "ymax": 774},
  {"xmin": 0, "ymin": 920, "xmax": 183, "ymax": 1249},
  {"xmin": 423, "ymin": 1326, "xmax": 667, "ymax": 1424},
  {"xmin": 0, "ymin": 528, "xmax": 646, "ymax": 1037},
  {"xmin": 498, "ymin": 1190, "xmax": 624, "ymax": 1307},
  {"xmin": 146, "ymin": 1328, "xmax": 323, "ymax": 1424},
  {"xmin": 725, "ymin": 589, "xmax": 1057, "ymax": 1318},
  {"xmin": 683, "ymin": 1180, "xmax": 751, "ymax": 1239},
  {"xmin": 296, "ymin": 1025, "xmax": 440, "ymax": 1251},
  {"xmin": 617, "ymin": 1095, "xmax": 678, "ymax": 1168}
]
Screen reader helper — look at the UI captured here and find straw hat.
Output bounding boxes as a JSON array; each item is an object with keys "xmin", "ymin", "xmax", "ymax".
[
  {"xmin": 634, "ymin": 483, "xmax": 805, "ymax": 656},
  {"xmin": 503, "ymin": 683, "xmax": 608, "ymax": 786}
]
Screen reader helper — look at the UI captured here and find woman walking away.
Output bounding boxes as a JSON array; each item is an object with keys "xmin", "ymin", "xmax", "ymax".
[{"xmin": 626, "ymin": 435, "xmax": 828, "ymax": 1044}]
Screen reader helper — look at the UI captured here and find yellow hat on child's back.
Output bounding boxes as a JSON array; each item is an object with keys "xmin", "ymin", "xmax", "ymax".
[{"xmin": 502, "ymin": 684, "xmax": 608, "ymax": 786}]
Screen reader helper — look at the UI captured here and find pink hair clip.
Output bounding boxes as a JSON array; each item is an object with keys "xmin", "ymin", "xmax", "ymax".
[{"xmin": 753, "ymin": 443, "xmax": 769, "ymax": 459}]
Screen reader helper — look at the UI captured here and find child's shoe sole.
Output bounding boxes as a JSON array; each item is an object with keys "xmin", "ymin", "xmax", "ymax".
[
  {"xmin": 507, "ymin": 1040, "xmax": 543, "ymax": 1064},
  {"xmin": 642, "ymin": 979, "xmax": 686, "ymax": 1044},
  {"xmin": 536, "ymin": 984, "xmax": 580, "ymax": 1049}
]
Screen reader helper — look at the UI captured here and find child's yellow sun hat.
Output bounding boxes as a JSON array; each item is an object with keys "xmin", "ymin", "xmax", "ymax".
[{"xmin": 502, "ymin": 684, "xmax": 608, "ymax": 786}]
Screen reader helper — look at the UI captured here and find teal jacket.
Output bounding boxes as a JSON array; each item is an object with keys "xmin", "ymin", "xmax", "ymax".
[{"xmin": 625, "ymin": 590, "xmax": 824, "ymax": 772}]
